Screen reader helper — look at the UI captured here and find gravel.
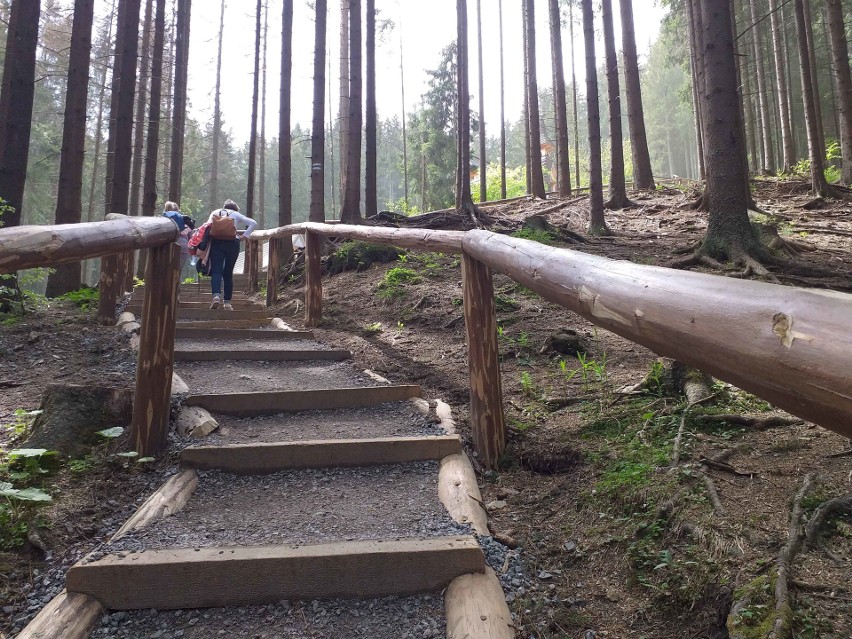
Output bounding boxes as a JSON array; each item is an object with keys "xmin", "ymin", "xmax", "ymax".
[
  {"xmin": 196, "ymin": 403, "xmax": 444, "ymax": 445},
  {"xmin": 90, "ymin": 595, "xmax": 447, "ymax": 638},
  {"xmin": 175, "ymin": 361, "xmax": 381, "ymax": 394},
  {"xmin": 175, "ymin": 337, "xmax": 332, "ymax": 352},
  {"xmin": 99, "ymin": 463, "xmax": 468, "ymax": 555}
]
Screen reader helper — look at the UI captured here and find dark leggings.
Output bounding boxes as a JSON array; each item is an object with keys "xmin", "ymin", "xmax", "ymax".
[{"xmin": 209, "ymin": 238, "xmax": 240, "ymax": 300}]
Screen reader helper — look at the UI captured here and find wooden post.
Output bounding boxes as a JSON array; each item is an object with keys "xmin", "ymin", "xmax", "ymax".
[
  {"xmin": 131, "ymin": 242, "xmax": 180, "ymax": 456},
  {"xmin": 97, "ymin": 254, "xmax": 122, "ymax": 325},
  {"xmin": 305, "ymin": 230, "xmax": 322, "ymax": 327},
  {"xmin": 246, "ymin": 241, "xmax": 260, "ymax": 294},
  {"xmin": 461, "ymin": 254, "xmax": 505, "ymax": 468},
  {"xmin": 266, "ymin": 238, "xmax": 280, "ymax": 307}
]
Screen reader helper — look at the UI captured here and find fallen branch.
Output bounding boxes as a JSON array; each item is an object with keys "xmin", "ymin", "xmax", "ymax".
[
  {"xmin": 699, "ymin": 457, "xmax": 756, "ymax": 477},
  {"xmin": 693, "ymin": 414, "xmax": 803, "ymax": 430}
]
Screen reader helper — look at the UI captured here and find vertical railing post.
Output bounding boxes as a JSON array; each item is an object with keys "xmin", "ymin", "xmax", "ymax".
[
  {"xmin": 247, "ymin": 240, "xmax": 260, "ymax": 293},
  {"xmin": 462, "ymin": 254, "xmax": 506, "ymax": 468},
  {"xmin": 266, "ymin": 238, "xmax": 281, "ymax": 307},
  {"xmin": 305, "ymin": 230, "xmax": 322, "ymax": 327},
  {"xmin": 97, "ymin": 254, "xmax": 121, "ymax": 325},
  {"xmin": 131, "ymin": 241, "xmax": 180, "ymax": 457}
]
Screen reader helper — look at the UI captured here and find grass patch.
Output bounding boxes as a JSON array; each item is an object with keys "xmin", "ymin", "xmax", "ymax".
[
  {"xmin": 327, "ymin": 241, "xmax": 402, "ymax": 274},
  {"xmin": 57, "ymin": 287, "xmax": 99, "ymax": 310},
  {"xmin": 377, "ymin": 267, "xmax": 421, "ymax": 300},
  {"xmin": 511, "ymin": 228, "xmax": 557, "ymax": 245}
]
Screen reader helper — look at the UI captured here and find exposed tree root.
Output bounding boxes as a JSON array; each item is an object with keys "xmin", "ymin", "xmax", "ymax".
[
  {"xmin": 521, "ymin": 214, "xmax": 587, "ymax": 244},
  {"xmin": 696, "ymin": 468, "xmax": 726, "ymax": 515},
  {"xmin": 604, "ymin": 194, "xmax": 637, "ymax": 210},
  {"xmin": 698, "ymin": 457, "xmax": 755, "ymax": 477},
  {"xmin": 803, "ymin": 494, "xmax": 852, "ymax": 550},
  {"xmin": 692, "ymin": 414, "xmax": 803, "ymax": 430}
]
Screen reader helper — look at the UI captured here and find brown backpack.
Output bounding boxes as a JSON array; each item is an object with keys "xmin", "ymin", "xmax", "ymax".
[{"xmin": 209, "ymin": 210, "xmax": 237, "ymax": 239}]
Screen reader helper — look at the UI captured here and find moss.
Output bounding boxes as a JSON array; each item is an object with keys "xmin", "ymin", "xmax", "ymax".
[
  {"xmin": 728, "ymin": 574, "xmax": 791, "ymax": 639},
  {"xmin": 326, "ymin": 241, "xmax": 402, "ymax": 274}
]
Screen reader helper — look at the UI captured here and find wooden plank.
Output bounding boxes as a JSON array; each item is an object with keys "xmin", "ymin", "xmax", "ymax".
[
  {"xmin": 97, "ymin": 253, "xmax": 121, "ymax": 326},
  {"xmin": 446, "ymin": 568, "xmax": 515, "ymax": 639},
  {"xmin": 266, "ymin": 237, "xmax": 281, "ymax": 306},
  {"xmin": 464, "ymin": 231, "xmax": 852, "ymax": 438},
  {"xmin": 131, "ymin": 242, "xmax": 180, "ymax": 456},
  {"xmin": 127, "ymin": 300, "xmax": 259, "ymax": 311},
  {"xmin": 181, "ymin": 436, "xmax": 463, "ymax": 473},
  {"xmin": 173, "ymin": 349, "xmax": 351, "ymax": 362},
  {"xmin": 438, "ymin": 453, "xmax": 489, "ymax": 535},
  {"xmin": 246, "ymin": 240, "xmax": 260, "ymax": 294},
  {"xmin": 66, "ymin": 536, "xmax": 485, "ymax": 610},
  {"xmin": 168, "ymin": 308, "xmax": 274, "ymax": 320},
  {"xmin": 174, "ymin": 327, "xmax": 315, "ymax": 340},
  {"xmin": 462, "ymin": 255, "xmax": 505, "ymax": 468},
  {"xmin": 184, "ymin": 385, "xmax": 422, "ymax": 417},
  {"xmin": 15, "ymin": 590, "xmax": 103, "ymax": 639},
  {"xmin": 176, "ymin": 320, "xmax": 274, "ymax": 330},
  {"xmin": 111, "ymin": 470, "xmax": 198, "ymax": 541}
]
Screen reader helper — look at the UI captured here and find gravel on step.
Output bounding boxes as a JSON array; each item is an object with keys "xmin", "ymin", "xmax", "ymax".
[
  {"xmin": 90, "ymin": 595, "xmax": 446, "ymax": 639},
  {"xmin": 195, "ymin": 403, "xmax": 444, "ymax": 445},
  {"xmin": 99, "ymin": 463, "xmax": 468, "ymax": 555},
  {"xmin": 176, "ymin": 361, "xmax": 380, "ymax": 394},
  {"xmin": 175, "ymin": 337, "xmax": 331, "ymax": 352}
]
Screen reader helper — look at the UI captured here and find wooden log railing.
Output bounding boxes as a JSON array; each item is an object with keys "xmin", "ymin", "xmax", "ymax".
[
  {"xmin": 0, "ymin": 218, "xmax": 181, "ymax": 458},
  {"xmin": 248, "ymin": 222, "xmax": 852, "ymax": 468}
]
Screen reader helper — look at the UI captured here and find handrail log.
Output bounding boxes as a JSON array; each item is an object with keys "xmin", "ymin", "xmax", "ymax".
[
  {"xmin": 249, "ymin": 222, "xmax": 465, "ymax": 254},
  {"xmin": 463, "ymin": 231, "xmax": 852, "ymax": 438},
  {"xmin": 0, "ymin": 217, "xmax": 179, "ymax": 274}
]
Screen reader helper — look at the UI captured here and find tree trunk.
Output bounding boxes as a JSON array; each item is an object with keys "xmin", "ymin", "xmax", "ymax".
[
  {"xmin": 601, "ymin": 0, "xmax": 631, "ymax": 209},
  {"xmin": 476, "ymin": 0, "xmax": 486, "ymax": 202},
  {"xmin": 365, "ymin": 0, "xmax": 377, "ymax": 216},
  {"xmin": 697, "ymin": 0, "xmax": 761, "ymax": 260},
  {"xmin": 338, "ymin": 0, "xmax": 349, "ymax": 208},
  {"xmin": 245, "ymin": 0, "xmax": 262, "ymax": 224},
  {"xmin": 279, "ymin": 0, "xmax": 293, "ymax": 246},
  {"xmin": 455, "ymin": 0, "xmax": 477, "ymax": 219},
  {"xmin": 399, "ymin": 28, "xmax": 409, "ymax": 206},
  {"xmin": 549, "ymin": 0, "xmax": 571, "ymax": 197},
  {"xmin": 309, "ymin": 0, "xmax": 327, "ymax": 223},
  {"xmin": 209, "ymin": 0, "xmax": 225, "ymax": 210},
  {"xmin": 129, "ymin": 0, "xmax": 153, "ymax": 219},
  {"xmin": 0, "ymin": 0, "xmax": 43, "ymax": 229},
  {"xmin": 569, "ymin": 0, "xmax": 580, "ymax": 189},
  {"xmin": 685, "ymin": 0, "xmax": 705, "ymax": 180},
  {"xmin": 743, "ymin": 52, "xmax": 759, "ymax": 170},
  {"xmin": 341, "ymin": 0, "xmax": 362, "ymax": 223},
  {"xmin": 138, "ymin": 0, "xmax": 165, "ymax": 279},
  {"xmin": 498, "ymin": 0, "xmax": 506, "ymax": 200},
  {"xmin": 748, "ymin": 0, "xmax": 775, "ymax": 174},
  {"xmin": 793, "ymin": 0, "xmax": 830, "ymax": 195},
  {"xmin": 522, "ymin": 2, "xmax": 531, "ymax": 195},
  {"xmin": 619, "ymin": 0, "xmax": 654, "ymax": 190},
  {"xmin": 258, "ymin": 0, "xmax": 269, "ymax": 229},
  {"xmin": 160, "ymin": 12, "xmax": 174, "ymax": 199},
  {"xmin": 769, "ymin": 0, "xmax": 795, "ymax": 170},
  {"xmin": 46, "ymin": 0, "xmax": 95, "ymax": 298},
  {"xmin": 523, "ymin": 0, "xmax": 546, "ymax": 199},
  {"xmin": 826, "ymin": 0, "xmax": 852, "ymax": 185},
  {"xmin": 168, "ymin": 0, "xmax": 190, "ymax": 202},
  {"xmin": 801, "ymin": 0, "xmax": 825, "ymax": 162},
  {"xmin": 581, "ymin": 0, "xmax": 606, "ymax": 235}
]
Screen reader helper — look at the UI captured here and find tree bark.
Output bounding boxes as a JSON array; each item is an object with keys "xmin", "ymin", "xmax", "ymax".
[
  {"xmin": 259, "ymin": 0, "xmax": 269, "ymax": 229},
  {"xmin": 128, "ymin": 0, "xmax": 153, "ymax": 219},
  {"xmin": 523, "ymin": 0, "xmax": 546, "ymax": 199},
  {"xmin": 619, "ymin": 0, "xmax": 655, "ymax": 190},
  {"xmin": 522, "ymin": 3, "xmax": 531, "ymax": 195},
  {"xmin": 399, "ymin": 28, "xmax": 409, "ymax": 206},
  {"xmin": 549, "ymin": 0, "xmax": 571, "ymax": 197},
  {"xmin": 341, "ymin": 0, "xmax": 362, "ymax": 223},
  {"xmin": 581, "ymin": 0, "xmax": 606, "ymax": 235},
  {"xmin": 46, "ymin": 0, "xmax": 95, "ymax": 297},
  {"xmin": 802, "ymin": 0, "xmax": 825, "ymax": 162},
  {"xmin": 0, "ymin": 0, "xmax": 43, "ymax": 229},
  {"xmin": 826, "ymin": 0, "xmax": 852, "ymax": 185},
  {"xmin": 209, "ymin": 0, "xmax": 225, "ymax": 210},
  {"xmin": 569, "ymin": 0, "xmax": 580, "ymax": 189},
  {"xmin": 748, "ymin": 0, "xmax": 775, "ymax": 174},
  {"xmin": 769, "ymin": 0, "xmax": 795, "ymax": 170},
  {"xmin": 168, "ymin": 0, "xmax": 190, "ymax": 203},
  {"xmin": 601, "ymin": 0, "xmax": 631, "ymax": 209},
  {"xmin": 338, "ymin": 0, "xmax": 350, "ymax": 209},
  {"xmin": 309, "ymin": 0, "xmax": 327, "ymax": 223},
  {"xmin": 794, "ymin": 0, "xmax": 831, "ymax": 195},
  {"xmin": 685, "ymin": 0, "xmax": 706, "ymax": 180},
  {"xmin": 455, "ymin": 0, "xmax": 477, "ymax": 216},
  {"xmin": 279, "ymin": 0, "xmax": 293, "ymax": 264},
  {"xmin": 498, "ymin": 0, "xmax": 506, "ymax": 200},
  {"xmin": 365, "ymin": 0, "xmax": 377, "ymax": 216},
  {"xmin": 476, "ymin": 0, "xmax": 486, "ymax": 202}
]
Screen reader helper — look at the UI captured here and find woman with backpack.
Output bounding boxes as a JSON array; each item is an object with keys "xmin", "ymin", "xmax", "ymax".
[{"xmin": 206, "ymin": 199, "xmax": 257, "ymax": 310}]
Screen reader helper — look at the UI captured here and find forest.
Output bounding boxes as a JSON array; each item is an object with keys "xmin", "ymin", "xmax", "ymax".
[{"xmin": 0, "ymin": 0, "xmax": 851, "ymax": 638}]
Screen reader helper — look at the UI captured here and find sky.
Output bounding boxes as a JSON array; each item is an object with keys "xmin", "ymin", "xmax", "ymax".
[{"xmin": 163, "ymin": 0, "xmax": 669, "ymax": 144}]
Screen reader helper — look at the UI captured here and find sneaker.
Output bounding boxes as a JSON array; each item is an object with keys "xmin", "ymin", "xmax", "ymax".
[
  {"xmin": 223, "ymin": 302, "xmax": 233, "ymax": 311},
  {"xmin": 210, "ymin": 295, "xmax": 221, "ymax": 310}
]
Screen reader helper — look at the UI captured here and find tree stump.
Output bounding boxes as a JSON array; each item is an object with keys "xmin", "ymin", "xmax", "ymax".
[{"xmin": 24, "ymin": 385, "xmax": 133, "ymax": 456}]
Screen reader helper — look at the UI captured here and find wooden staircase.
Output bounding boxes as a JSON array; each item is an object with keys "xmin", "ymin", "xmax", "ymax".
[{"xmin": 20, "ymin": 286, "xmax": 514, "ymax": 638}]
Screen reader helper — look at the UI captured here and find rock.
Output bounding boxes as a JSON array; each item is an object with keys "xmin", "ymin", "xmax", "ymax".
[
  {"xmin": 563, "ymin": 540, "xmax": 577, "ymax": 552},
  {"xmin": 171, "ymin": 373, "xmax": 190, "ymax": 396},
  {"xmin": 120, "ymin": 321, "xmax": 141, "ymax": 335},
  {"xmin": 496, "ymin": 487, "xmax": 519, "ymax": 499},
  {"xmin": 175, "ymin": 407, "xmax": 219, "ymax": 438},
  {"xmin": 486, "ymin": 500, "xmax": 508, "ymax": 511},
  {"xmin": 544, "ymin": 329, "xmax": 590, "ymax": 357},
  {"xmin": 129, "ymin": 335, "xmax": 141, "ymax": 352},
  {"xmin": 24, "ymin": 384, "xmax": 133, "ymax": 457},
  {"xmin": 116, "ymin": 312, "xmax": 136, "ymax": 326}
]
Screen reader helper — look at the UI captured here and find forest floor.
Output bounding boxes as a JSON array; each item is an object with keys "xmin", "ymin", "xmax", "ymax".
[{"xmin": 0, "ymin": 178, "xmax": 850, "ymax": 638}]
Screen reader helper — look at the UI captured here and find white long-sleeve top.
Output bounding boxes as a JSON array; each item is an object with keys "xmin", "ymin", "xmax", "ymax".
[{"xmin": 206, "ymin": 209, "xmax": 258, "ymax": 238}]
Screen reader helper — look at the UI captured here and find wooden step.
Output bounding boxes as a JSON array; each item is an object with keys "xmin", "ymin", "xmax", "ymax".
[
  {"xmin": 185, "ymin": 385, "xmax": 422, "ymax": 417},
  {"xmin": 66, "ymin": 536, "xmax": 484, "ymax": 610},
  {"xmin": 172, "ymin": 308, "xmax": 274, "ymax": 320},
  {"xmin": 175, "ymin": 327, "xmax": 314, "ymax": 340},
  {"xmin": 173, "ymin": 348, "xmax": 352, "ymax": 362},
  {"xmin": 177, "ymin": 319, "xmax": 273, "ymax": 330},
  {"xmin": 181, "ymin": 435, "xmax": 462, "ymax": 473},
  {"xmin": 129, "ymin": 300, "xmax": 259, "ymax": 310}
]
